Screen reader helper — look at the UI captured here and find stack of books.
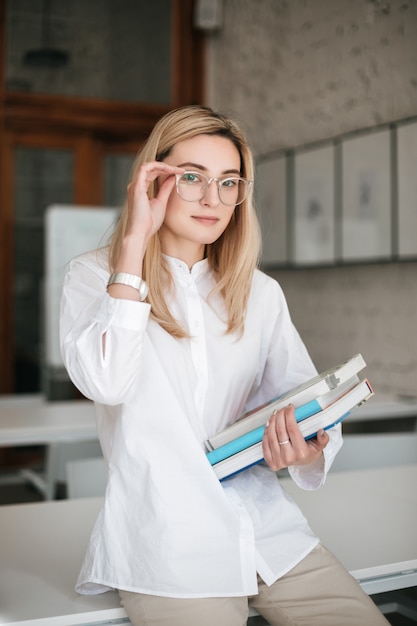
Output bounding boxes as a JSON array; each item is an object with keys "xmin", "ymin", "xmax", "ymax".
[{"xmin": 206, "ymin": 354, "xmax": 374, "ymax": 481}]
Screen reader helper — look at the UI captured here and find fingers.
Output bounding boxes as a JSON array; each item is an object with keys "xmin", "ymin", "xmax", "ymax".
[
  {"xmin": 125, "ymin": 162, "xmax": 184, "ymax": 239},
  {"xmin": 267, "ymin": 404, "xmax": 300, "ymax": 448},
  {"xmin": 157, "ymin": 173, "xmax": 177, "ymax": 206},
  {"xmin": 262, "ymin": 405, "xmax": 329, "ymax": 471},
  {"xmin": 308, "ymin": 428, "xmax": 329, "ymax": 453},
  {"xmin": 262, "ymin": 405, "xmax": 296, "ymax": 471},
  {"xmin": 130, "ymin": 162, "xmax": 184, "ymax": 198}
]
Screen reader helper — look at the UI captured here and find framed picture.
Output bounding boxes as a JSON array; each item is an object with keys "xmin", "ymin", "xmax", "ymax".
[
  {"xmin": 341, "ymin": 128, "xmax": 391, "ymax": 261},
  {"xmin": 397, "ymin": 120, "xmax": 417, "ymax": 258},
  {"xmin": 255, "ymin": 155, "xmax": 287, "ymax": 265},
  {"xmin": 293, "ymin": 143, "xmax": 335, "ymax": 265}
]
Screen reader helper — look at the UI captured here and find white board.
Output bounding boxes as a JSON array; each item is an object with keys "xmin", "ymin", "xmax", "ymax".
[{"xmin": 44, "ymin": 204, "xmax": 120, "ymax": 367}]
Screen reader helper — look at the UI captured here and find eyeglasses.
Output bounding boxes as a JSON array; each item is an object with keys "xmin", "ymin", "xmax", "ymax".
[{"xmin": 175, "ymin": 171, "xmax": 253, "ymax": 206}]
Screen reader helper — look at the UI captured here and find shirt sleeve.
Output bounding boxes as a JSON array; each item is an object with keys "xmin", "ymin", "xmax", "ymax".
[
  {"xmin": 60, "ymin": 253, "xmax": 151, "ymax": 405},
  {"xmin": 288, "ymin": 424, "xmax": 343, "ymax": 490},
  {"xmin": 252, "ymin": 276, "xmax": 318, "ymax": 403},
  {"xmin": 254, "ymin": 275, "xmax": 343, "ymax": 489}
]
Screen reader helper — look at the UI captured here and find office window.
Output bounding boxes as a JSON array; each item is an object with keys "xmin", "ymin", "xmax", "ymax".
[
  {"xmin": 13, "ymin": 147, "xmax": 73, "ymax": 391},
  {"xmin": 5, "ymin": 0, "xmax": 172, "ymax": 104}
]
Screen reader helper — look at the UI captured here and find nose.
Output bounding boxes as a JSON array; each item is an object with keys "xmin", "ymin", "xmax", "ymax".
[{"xmin": 201, "ymin": 178, "xmax": 220, "ymax": 206}]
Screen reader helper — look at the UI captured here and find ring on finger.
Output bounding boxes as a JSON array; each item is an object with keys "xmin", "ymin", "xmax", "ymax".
[{"xmin": 279, "ymin": 439, "xmax": 290, "ymax": 446}]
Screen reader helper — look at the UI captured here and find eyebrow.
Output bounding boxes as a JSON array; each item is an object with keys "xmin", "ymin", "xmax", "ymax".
[{"xmin": 177, "ymin": 161, "xmax": 241, "ymax": 176}]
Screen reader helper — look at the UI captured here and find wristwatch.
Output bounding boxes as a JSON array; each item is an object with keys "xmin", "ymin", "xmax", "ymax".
[{"xmin": 107, "ymin": 272, "xmax": 149, "ymax": 301}]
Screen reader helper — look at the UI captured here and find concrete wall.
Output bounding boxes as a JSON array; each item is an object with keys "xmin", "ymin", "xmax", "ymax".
[{"xmin": 207, "ymin": 0, "xmax": 417, "ymax": 396}]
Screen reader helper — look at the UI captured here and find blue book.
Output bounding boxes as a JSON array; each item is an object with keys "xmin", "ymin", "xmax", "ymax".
[
  {"xmin": 205, "ymin": 354, "xmax": 366, "ymax": 451},
  {"xmin": 209, "ymin": 378, "xmax": 374, "ymax": 481},
  {"xmin": 207, "ymin": 398, "xmax": 322, "ymax": 466}
]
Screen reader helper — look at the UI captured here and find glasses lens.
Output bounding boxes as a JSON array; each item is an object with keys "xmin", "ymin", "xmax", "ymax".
[
  {"xmin": 219, "ymin": 178, "xmax": 250, "ymax": 206},
  {"xmin": 176, "ymin": 172, "xmax": 206, "ymax": 202},
  {"xmin": 176, "ymin": 172, "xmax": 252, "ymax": 205}
]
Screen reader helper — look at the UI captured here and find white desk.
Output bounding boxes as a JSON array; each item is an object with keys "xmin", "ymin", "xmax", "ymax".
[
  {"xmin": 1, "ymin": 395, "xmax": 414, "ymax": 446},
  {"xmin": 0, "ymin": 497, "xmax": 125, "ymax": 626},
  {"xmin": 0, "ymin": 400, "xmax": 97, "ymax": 446},
  {"xmin": 0, "ymin": 399, "xmax": 98, "ymax": 499},
  {"xmin": 348, "ymin": 394, "xmax": 417, "ymax": 427},
  {"xmin": 281, "ymin": 464, "xmax": 417, "ymax": 595},
  {"xmin": 1, "ymin": 393, "xmax": 415, "ymax": 499},
  {"xmin": 0, "ymin": 464, "xmax": 416, "ymax": 625}
]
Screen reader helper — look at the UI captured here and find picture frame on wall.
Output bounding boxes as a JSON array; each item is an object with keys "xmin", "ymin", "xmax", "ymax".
[
  {"xmin": 293, "ymin": 143, "xmax": 335, "ymax": 265},
  {"xmin": 341, "ymin": 128, "xmax": 392, "ymax": 261},
  {"xmin": 255, "ymin": 155, "xmax": 287, "ymax": 266},
  {"xmin": 397, "ymin": 120, "xmax": 417, "ymax": 258}
]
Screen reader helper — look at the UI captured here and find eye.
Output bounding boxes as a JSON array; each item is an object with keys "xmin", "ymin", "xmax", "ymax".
[
  {"xmin": 181, "ymin": 172, "xmax": 203, "ymax": 185},
  {"xmin": 221, "ymin": 178, "xmax": 238, "ymax": 188}
]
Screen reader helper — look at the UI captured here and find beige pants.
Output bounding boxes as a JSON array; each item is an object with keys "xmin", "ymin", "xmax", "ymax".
[{"xmin": 118, "ymin": 544, "xmax": 389, "ymax": 626}]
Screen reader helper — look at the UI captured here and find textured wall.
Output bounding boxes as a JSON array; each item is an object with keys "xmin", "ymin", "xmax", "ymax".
[
  {"xmin": 207, "ymin": 0, "xmax": 417, "ymax": 396},
  {"xmin": 207, "ymin": 0, "xmax": 417, "ymax": 154},
  {"xmin": 275, "ymin": 262, "xmax": 417, "ymax": 396}
]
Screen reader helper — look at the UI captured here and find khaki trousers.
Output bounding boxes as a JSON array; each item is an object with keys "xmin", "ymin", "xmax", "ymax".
[{"xmin": 118, "ymin": 544, "xmax": 389, "ymax": 626}]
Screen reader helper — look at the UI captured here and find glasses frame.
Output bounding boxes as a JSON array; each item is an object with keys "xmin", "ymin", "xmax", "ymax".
[{"xmin": 175, "ymin": 171, "xmax": 253, "ymax": 206}]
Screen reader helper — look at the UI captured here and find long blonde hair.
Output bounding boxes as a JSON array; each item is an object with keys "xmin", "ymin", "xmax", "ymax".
[{"xmin": 109, "ymin": 105, "xmax": 262, "ymax": 338}]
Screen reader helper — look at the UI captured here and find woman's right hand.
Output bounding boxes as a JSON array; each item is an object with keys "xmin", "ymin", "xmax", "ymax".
[
  {"xmin": 126, "ymin": 161, "xmax": 184, "ymax": 245},
  {"xmin": 108, "ymin": 161, "xmax": 184, "ymax": 301}
]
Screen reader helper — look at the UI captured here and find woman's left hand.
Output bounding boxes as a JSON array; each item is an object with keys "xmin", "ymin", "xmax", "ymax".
[{"xmin": 262, "ymin": 405, "xmax": 329, "ymax": 471}]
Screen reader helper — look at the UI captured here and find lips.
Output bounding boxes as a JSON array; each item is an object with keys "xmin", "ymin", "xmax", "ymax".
[{"xmin": 191, "ymin": 216, "xmax": 220, "ymax": 225}]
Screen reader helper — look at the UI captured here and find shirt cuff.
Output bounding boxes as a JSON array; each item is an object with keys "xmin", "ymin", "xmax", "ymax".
[
  {"xmin": 288, "ymin": 424, "xmax": 343, "ymax": 490},
  {"xmin": 288, "ymin": 454, "xmax": 326, "ymax": 490},
  {"xmin": 96, "ymin": 292, "xmax": 151, "ymax": 331}
]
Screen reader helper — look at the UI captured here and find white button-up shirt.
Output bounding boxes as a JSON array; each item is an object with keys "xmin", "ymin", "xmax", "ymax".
[{"xmin": 60, "ymin": 248, "xmax": 342, "ymax": 598}]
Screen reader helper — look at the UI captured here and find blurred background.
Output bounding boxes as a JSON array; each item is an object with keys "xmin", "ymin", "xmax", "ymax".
[
  {"xmin": 1, "ymin": 6, "xmax": 417, "ymax": 623},
  {"xmin": 1, "ymin": 0, "xmax": 416, "ymax": 402},
  {"xmin": 0, "ymin": 0, "xmax": 416, "ymax": 486}
]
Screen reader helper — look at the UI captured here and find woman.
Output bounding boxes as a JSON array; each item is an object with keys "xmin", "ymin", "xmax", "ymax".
[{"xmin": 60, "ymin": 105, "xmax": 388, "ymax": 625}]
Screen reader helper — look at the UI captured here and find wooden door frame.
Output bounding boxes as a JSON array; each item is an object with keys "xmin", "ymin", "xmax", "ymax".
[
  {"xmin": 0, "ymin": 0, "xmax": 206, "ymax": 393},
  {"xmin": 0, "ymin": 130, "xmax": 103, "ymax": 393}
]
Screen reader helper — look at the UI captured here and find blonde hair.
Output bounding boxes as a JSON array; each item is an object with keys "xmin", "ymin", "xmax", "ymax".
[{"xmin": 109, "ymin": 105, "xmax": 262, "ymax": 338}]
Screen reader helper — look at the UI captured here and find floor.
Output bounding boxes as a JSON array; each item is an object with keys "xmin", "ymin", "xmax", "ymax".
[{"xmin": 0, "ymin": 481, "xmax": 416, "ymax": 626}]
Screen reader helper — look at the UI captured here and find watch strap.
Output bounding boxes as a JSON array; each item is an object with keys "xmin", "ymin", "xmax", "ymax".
[{"xmin": 107, "ymin": 272, "xmax": 149, "ymax": 301}]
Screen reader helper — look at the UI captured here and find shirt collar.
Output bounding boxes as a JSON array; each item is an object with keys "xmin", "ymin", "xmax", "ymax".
[{"xmin": 163, "ymin": 254, "xmax": 210, "ymax": 281}]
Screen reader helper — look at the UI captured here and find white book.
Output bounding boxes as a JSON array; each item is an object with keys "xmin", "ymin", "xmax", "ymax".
[
  {"xmin": 206, "ymin": 353, "xmax": 367, "ymax": 451},
  {"xmin": 211, "ymin": 378, "xmax": 374, "ymax": 482},
  {"xmin": 206, "ymin": 376, "xmax": 361, "ymax": 467}
]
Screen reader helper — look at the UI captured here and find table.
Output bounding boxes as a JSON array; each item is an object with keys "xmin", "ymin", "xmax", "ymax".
[
  {"xmin": 345, "ymin": 393, "xmax": 417, "ymax": 432},
  {"xmin": 0, "ymin": 399, "xmax": 98, "ymax": 499},
  {"xmin": 1, "ymin": 393, "xmax": 416, "ymax": 499},
  {"xmin": 0, "ymin": 464, "xmax": 416, "ymax": 625},
  {"xmin": 0, "ymin": 399, "xmax": 96, "ymax": 446},
  {"xmin": 0, "ymin": 497, "xmax": 125, "ymax": 626},
  {"xmin": 281, "ymin": 464, "xmax": 417, "ymax": 595}
]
